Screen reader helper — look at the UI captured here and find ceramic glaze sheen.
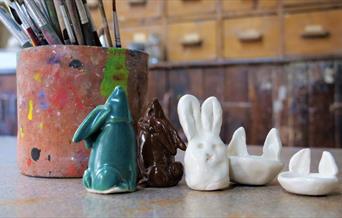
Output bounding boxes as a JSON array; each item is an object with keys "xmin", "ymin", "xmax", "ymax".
[
  {"xmin": 73, "ymin": 86, "xmax": 137, "ymax": 194},
  {"xmin": 138, "ymin": 99, "xmax": 186, "ymax": 187},
  {"xmin": 16, "ymin": 45, "xmax": 148, "ymax": 177},
  {"xmin": 177, "ymin": 95, "xmax": 230, "ymax": 191}
]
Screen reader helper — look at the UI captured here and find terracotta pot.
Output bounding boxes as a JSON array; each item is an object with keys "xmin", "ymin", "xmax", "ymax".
[{"xmin": 16, "ymin": 45, "xmax": 148, "ymax": 177}]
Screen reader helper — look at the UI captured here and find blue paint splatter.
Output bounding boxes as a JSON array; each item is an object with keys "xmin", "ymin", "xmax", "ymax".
[
  {"xmin": 48, "ymin": 54, "xmax": 61, "ymax": 64},
  {"xmin": 38, "ymin": 90, "xmax": 49, "ymax": 110}
]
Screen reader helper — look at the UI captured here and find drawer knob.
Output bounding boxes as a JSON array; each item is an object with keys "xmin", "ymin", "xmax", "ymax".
[
  {"xmin": 181, "ymin": 33, "xmax": 202, "ymax": 47},
  {"xmin": 237, "ymin": 29, "xmax": 263, "ymax": 42},
  {"xmin": 302, "ymin": 25, "xmax": 330, "ymax": 39},
  {"xmin": 128, "ymin": 0, "xmax": 147, "ymax": 6}
]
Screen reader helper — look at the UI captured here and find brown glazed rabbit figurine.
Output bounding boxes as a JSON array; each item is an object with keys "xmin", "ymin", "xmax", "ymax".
[{"xmin": 137, "ymin": 98, "xmax": 186, "ymax": 187}]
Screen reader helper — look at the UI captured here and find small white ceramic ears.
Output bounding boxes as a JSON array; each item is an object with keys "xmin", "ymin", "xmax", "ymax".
[
  {"xmin": 227, "ymin": 127, "xmax": 283, "ymax": 185},
  {"xmin": 177, "ymin": 95, "xmax": 230, "ymax": 191},
  {"xmin": 278, "ymin": 149, "xmax": 339, "ymax": 196}
]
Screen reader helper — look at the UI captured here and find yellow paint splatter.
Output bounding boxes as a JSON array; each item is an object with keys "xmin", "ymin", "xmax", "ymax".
[
  {"xmin": 28, "ymin": 100, "xmax": 33, "ymax": 121},
  {"xmin": 19, "ymin": 127, "xmax": 24, "ymax": 138},
  {"xmin": 33, "ymin": 73, "xmax": 42, "ymax": 83},
  {"xmin": 38, "ymin": 122, "xmax": 43, "ymax": 129}
]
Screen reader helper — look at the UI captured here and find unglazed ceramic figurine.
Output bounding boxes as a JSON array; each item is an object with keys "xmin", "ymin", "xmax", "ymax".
[
  {"xmin": 177, "ymin": 95, "xmax": 230, "ymax": 191},
  {"xmin": 278, "ymin": 149, "xmax": 339, "ymax": 196},
  {"xmin": 137, "ymin": 98, "xmax": 186, "ymax": 187},
  {"xmin": 227, "ymin": 127, "xmax": 283, "ymax": 185},
  {"xmin": 73, "ymin": 86, "xmax": 137, "ymax": 194}
]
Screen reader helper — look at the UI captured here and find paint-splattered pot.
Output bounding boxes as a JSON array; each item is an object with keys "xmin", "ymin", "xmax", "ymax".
[{"xmin": 16, "ymin": 45, "xmax": 148, "ymax": 177}]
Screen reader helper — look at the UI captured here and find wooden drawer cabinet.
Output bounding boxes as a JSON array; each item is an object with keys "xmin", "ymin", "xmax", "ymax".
[
  {"xmin": 119, "ymin": 25, "xmax": 163, "ymax": 48},
  {"xmin": 223, "ymin": 15, "xmax": 280, "ymax": 59},
  {"xmin": 284, "ymin": 10, "xmax": 342, "ymax": 56},
  {"xmin": 223, "ymin": 0, "xmax": 279, "ymax": 12},
  {"xmin": 90, "ymin": 0, "xmax": 161, "ymax": 27},
  {"xmin": 167, "ymin": 0, "xmax": 216, "ymax": 17},
  {"xmin": 167, "ymin": 21, "xmax": 217, "ymax": 62}
]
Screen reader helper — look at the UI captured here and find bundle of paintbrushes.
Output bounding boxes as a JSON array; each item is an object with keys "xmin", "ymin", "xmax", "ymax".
[{"xmin": 0, "ymin": 0, "xmax": 121, "ymax": 48}]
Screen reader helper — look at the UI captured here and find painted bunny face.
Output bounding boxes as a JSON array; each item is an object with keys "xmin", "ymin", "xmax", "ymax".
[{"xmin": 177, "ymin": 95, "xmax": 230, "ymax": 191}]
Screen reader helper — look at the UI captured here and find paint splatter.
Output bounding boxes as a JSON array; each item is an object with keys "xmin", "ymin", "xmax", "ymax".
[
  {"xmin": 38, "ymin": 91, "xmax": 49, "ymax": 110},
  {"xmin": 19, "ymin": 127, "xmax": 24, "ymax": 138},
  {"xmin": 38, "ymin": 123, "xmax": 43, "ymax": 129},
  {"xmin": 69, "ymin": 59, "xmax": 83, "ymax": 69},
  {"xmin": 31, "ymin": 148, "xmax": 41, "ymax": 161},
  {"xmin": 100, "ymin": 48, "xmax": 128, "ymax": 97},
  {"xmin": 34, "ymin": 73, "xmax": 42, "ymax": 83},
  {"xmin": 48, "ymin": 54, "xmax": 61, "ymax": 64},
  {"xmin": 28, "ymin": 100, "xmax": 33, "ymax": 120}
]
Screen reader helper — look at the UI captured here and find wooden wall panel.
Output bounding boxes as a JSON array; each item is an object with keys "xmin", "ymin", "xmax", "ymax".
[
  {"xmin": 286, "ymin": 63, "xmax": 309, "ymax": 147},
  {"xmin": 272, "ymin": 66, "xmax": 290, "ymax": 146},
  {"xmin": 223, "ymin": 66, "xmax": 250, "ymax": 144},
  {"xmin": 308, "ymin": 62, "xmax": 335, "ymax": 147},
  {"xmin": 248, "ymin": 66, "xmax": 274, "ymax": 145}
]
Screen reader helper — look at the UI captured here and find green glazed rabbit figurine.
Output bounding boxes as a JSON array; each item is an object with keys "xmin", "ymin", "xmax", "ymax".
[{"xmin": 72, "ymin": 86, "xmax": 137, "ymax": 194}]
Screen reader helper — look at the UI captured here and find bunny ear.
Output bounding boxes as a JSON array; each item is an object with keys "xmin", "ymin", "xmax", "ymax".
[
  {"xmin": 262, "ymin": 128, "xmax": 282, "ymax": 160},
  {"xmin": 177, "ymin": 95, "xmax": 201, "ymax": 140},
  {"xmin": 289, "ymin": 148, "xmax": 311, "ymax": 175},
  {"xmin": 227, "ymin": 127, "xmax": 248, "ymax": 156},
  {"xmin": 72, "ymin": 105, "xmax": 111, "ymax": 144},
  {"xmin": 201, "ymin": 97, "xmax": 222, "ymax": 136},
  {"xmin": 318, "ymin": 151, "xmax": 338, "ymax": 177}
]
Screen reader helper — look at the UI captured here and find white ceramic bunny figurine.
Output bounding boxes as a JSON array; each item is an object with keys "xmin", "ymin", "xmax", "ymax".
[{"xmin": 177, "ymin": 94, "xmax": 230, "ymax": 191}]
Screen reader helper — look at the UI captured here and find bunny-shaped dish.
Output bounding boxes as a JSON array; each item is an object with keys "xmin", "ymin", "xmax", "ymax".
[
  {"xmin": 177, "ymin": 95, "xmax": 230, "ymax": 191},
  {"xmin": 227, "ymin": 127, "xmax": 283, "ymax": 185},
  {"xmin": 278, "ymin": 149, "xmax": 339, "ymax": 196}
]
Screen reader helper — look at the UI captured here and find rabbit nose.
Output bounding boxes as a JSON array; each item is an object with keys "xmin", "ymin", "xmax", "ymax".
[{"xmin": 205, "ymin": 153, "xmax": 212, "ymax": 161}]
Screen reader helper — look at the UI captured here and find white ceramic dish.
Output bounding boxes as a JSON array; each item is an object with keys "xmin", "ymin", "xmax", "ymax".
[
  {"xmin": 278, "ymin": 148, "xmax": 339, "ymax": 196},
  {"xmin": 227, "ymin": 127, "xmax": 283, "ymax": 185}
]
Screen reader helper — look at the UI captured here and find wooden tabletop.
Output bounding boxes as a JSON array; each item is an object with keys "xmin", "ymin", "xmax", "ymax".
[{"xmin": 0, "ymin": 136, "xmax": 341, "ymax": 218}]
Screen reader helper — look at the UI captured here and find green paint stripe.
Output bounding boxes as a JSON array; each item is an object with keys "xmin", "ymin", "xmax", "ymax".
[{"xmin": 100, "ymin": 48, "xmax": 128, "ymax": 97}]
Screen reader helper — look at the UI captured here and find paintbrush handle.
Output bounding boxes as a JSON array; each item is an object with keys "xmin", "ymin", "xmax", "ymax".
[
  {"xmin": 98, "ymin": 0, "xmax": 113, "ymax": 47},
  {"xmin": 112, "ymin": 0, "xmax": 121, "ymax": 48},
  {"xmin": 59, "ymin": 4, "xmax": 76, "ymax": 45},
  {"xmin": 45, "ymin": 0, "xmax": 63, "ymax": 41},
  {"xmin": 65, "ymin": 0, "xmax": 84, "ymax": 45},
  {"xmin": 75, "ymin": 0, "xmax": 95, "ymax": 46},
  {"xmin": 0, "ymin": 7, "xmax": 31, "ymax": 47}
]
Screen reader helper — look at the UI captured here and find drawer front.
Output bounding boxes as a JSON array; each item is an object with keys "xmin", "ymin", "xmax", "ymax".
[
  {"xmin": 91, "ymin": 0, "xmax": 161, "ymax": 27},
  {"xmin": 120, "ymin": 26, "xmax": 163, "ymax": 48},
  {"xmin": 223, "ymin": 0, "xmax": 278, "ymax": 12},
  {"xmin": 283, "ymin": 0, "xmax": 337, "ymax": 6},
  {"xmin": 167, "ymin": 21, "xmax": 217, "ymax": 62},
  {"xmin": 284, "ymin": 10, "xmax": 342, "ymax": 56},
  {"xmin": 167, "ymin": 0, "xmax": 216, "ymax": 17},
  {"xmin": 223, "ymin": 16, "xmax": 280, "ymax": 59}
]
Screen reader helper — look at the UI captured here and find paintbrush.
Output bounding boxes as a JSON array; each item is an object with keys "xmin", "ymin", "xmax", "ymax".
[
  {"xmin": 75, "ymin": 0, "xmax": 95, "ymax": 46},
  {"xmin": 65, "ymin": 0, "xmax": 84, "ymax": 45},
  {"xmin": 16, "ymin": 0, "xmax": 40, "ymax": 35},
  {"xmin": 59, "ymin": 1, "xmax": 77, "ymax": 45},
  {"xmin": 45, "ymin": 0, "xmax": 63, "ymax": 41},
  {"xmin": 83, "ymin": 0, "xmax": 101, "ymax": 46},
  {"xmin": 98, "ymin": 0, "xmax": 112, "ymax": 47},
  {"xmin": 53, "ymin": 0, "xmax": 66, "ymax": 41},
  {"xmin": 0, "ymin": 7, "xmax": 32, "ymax": 47},
  {"xmin": 112, "ymin": 0, "xmax": 121, "ymax": 48},
  {"xmin": 25, "ymin": 0, "xmax": 63, "ymax": 45},
  {"xmin": 5, "ymin": 0, "xmax": 40, "ymax": 46}
]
